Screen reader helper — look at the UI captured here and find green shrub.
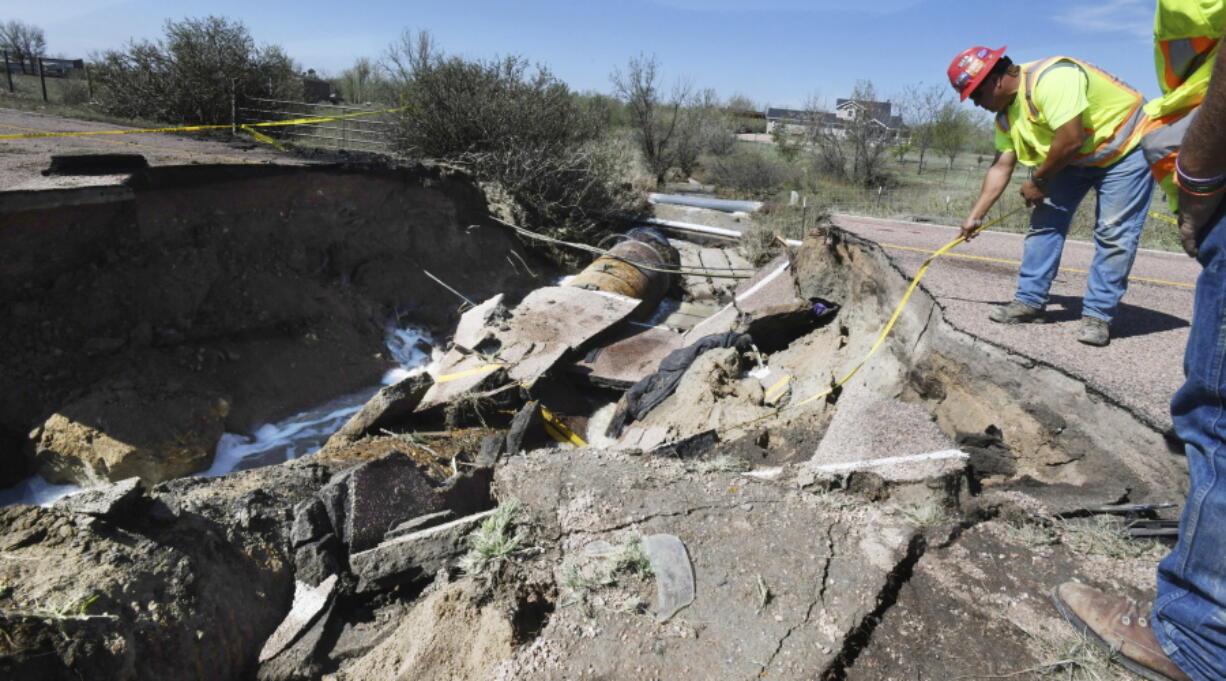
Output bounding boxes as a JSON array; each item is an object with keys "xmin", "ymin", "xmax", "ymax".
[{"xmin": 92, "ymin": 16, "xmax": 301, "ymax": 125}]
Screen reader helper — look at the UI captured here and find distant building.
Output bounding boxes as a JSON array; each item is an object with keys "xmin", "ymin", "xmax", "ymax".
[
  {"xmin": 302, "ymin": 69, "xmax": 338, "ymax": 104},
  {"xmin": 766, "ymin": 99, "xmax": 907, "ymax": 139}
]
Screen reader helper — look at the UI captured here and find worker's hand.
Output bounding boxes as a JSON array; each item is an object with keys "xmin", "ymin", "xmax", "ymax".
[
  {"xmin": 1177, "ymin": 190, "xmax": 1225, "ymax": 257},
  {"xmin": 1020, "ymin": 179, "xmax": 1047, "ymax": 207},
  {"xmin": 960, "ymin": 216, "xmax": 983, "ymax": 241}
]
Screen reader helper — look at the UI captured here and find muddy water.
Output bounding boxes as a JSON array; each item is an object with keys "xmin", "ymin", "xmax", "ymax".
[{"xmin": 0, "ymin": 324, "xmax": 437, "ymax": 507}]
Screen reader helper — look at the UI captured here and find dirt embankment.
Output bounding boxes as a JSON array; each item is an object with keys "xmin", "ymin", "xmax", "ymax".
[{"xmin": 0, "ymin": 162, "xmax": 551, "ymax": 486}]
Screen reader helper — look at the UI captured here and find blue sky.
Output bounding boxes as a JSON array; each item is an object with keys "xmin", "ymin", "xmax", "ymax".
[{"xmin": 2, "ymin": 0, "xmax": 1162, "ymax": 107}]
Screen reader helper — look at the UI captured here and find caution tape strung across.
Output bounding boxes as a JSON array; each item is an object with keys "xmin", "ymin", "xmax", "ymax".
[
  {"xmin": 1149, "ymin": 211, "xmax": 1178, "ymax": 225},
  {"xmin": 0, "ymin": 105, "xmax": 410, "ymax": 144}
]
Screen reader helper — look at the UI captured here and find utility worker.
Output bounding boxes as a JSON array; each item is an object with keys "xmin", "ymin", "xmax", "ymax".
[
  {"xmin": 949, "ymin": 46, "xmax": 1154, "ymax": 347},
  {"xmin": 1050, "ymin": 4, "xmax": 1226, "ymax": 681}
]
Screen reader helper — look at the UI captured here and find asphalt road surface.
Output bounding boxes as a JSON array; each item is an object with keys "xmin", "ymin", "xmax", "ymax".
[{"xmin": 832, "ymin": 213, "xmax": 1198, "ymax": 431}]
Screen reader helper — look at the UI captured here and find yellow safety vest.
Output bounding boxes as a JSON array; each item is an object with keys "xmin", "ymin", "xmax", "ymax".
[
  {"xmin": 1140, "ymin": 0, "xmax": 1226, "ymax": 209},
  {"xmin": 995, "ymin": 57, "xmax": 1146, "ymax": 168}
]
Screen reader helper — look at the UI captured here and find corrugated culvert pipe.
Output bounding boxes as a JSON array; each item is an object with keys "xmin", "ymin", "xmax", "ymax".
[{"xmin": 567, "ymin": 227, "xmax": 678, "ymax": 317}]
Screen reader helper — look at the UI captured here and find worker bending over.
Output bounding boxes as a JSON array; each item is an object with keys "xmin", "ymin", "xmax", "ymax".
[{"xmin": 949, "ymin": 46, "xmax": 1154, "ymax": 347}]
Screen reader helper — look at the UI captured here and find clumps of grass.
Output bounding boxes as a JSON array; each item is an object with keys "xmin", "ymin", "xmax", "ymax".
[
  {"xmin": 459, "ymin": 499, "xmax": 526, "ymax": 575},
  {"xmin": 560, "ymin": 536, "xmax": 654, "ymax": 616},
  {"xmin": 999, "ymin": 519, "xmax": 1060, "ymax": 548},
  {"xmin": 1056, "ymin": 516, "xmax": 1161, "ymax": 561},
  {"xmin": 895, "ymin": 501, "xmax": 952, "ymax": 528},
  {"xmin": 699, "ymin": 454, "xmax": 752, "ymax": 473},
  {"xmin": 1007, "ymin": 622, "xmax": 1131, "ymax": 681}
]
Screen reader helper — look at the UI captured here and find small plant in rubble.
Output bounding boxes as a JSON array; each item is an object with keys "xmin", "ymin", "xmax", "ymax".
[
  {"xmin": 700, "ymin": 454, "xmax": 752, "ymax": 473},
  {"xmin": 561, "ymin": 536, "xmax": 654, "ymax": 616},
  {"xmin": 1056, "ymin": 515, "xmax": 1161, "ymax": 560},
  {"xmin": 459, "ymin": 499, "xmax": 526, "ymax": 575},
  {"xmin": 1012, "ymin": 621, "xmax": 1132, "ymax": 681},
  {"xmin": 895, "ymin": 501, "xmax": 952, "ymax": 528}
]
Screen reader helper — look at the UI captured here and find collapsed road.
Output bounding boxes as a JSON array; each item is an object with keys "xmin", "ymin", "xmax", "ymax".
[{"xmin": 0, "ymin": 150, "xmax": 1193, "ymax": 680}]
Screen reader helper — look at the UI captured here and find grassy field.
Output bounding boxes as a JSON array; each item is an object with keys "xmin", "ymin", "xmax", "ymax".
[{"xmin": 729, "ymin": 139, "xmax": 1182, "ymax": 253}]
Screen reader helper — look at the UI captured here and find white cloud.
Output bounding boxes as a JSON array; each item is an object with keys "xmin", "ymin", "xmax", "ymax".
[{"xmin": 1055, "ymin": 0, "xmax": 1152, "ymax": 40}]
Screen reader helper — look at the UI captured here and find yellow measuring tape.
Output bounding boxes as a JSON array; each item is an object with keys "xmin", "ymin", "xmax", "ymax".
[
  {"xmin": 0, "ymin": 105, "xmax": 410, "ymax": 146},
  {"xmin": 760, "ymin": 208, "xmax": 1026, "ymax": 416},
  {"xmin": 1150, "ymin": 211, "xmax": 1178, "ymax": 225}
]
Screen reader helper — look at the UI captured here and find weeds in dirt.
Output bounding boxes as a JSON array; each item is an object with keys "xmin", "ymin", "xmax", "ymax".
[
  {"xmin": 895, "ymin": 501, "xmax": 951, "ymax": 528},
  {"xmin": 997, "ymin": 622, "xmax": 1131, "ymax": 681},
  {"xmin": 755, "ymin": 574, "xmax": 772, "ymax": 612},
  {"xmin": 560, "ymin": 536, "xmax": 654, "ymax": 617},
  {"xmin": 1056, "ymin": 516, "xmax": 1161, "ymax": 561},
  {"xmin": 999, "ymin": 519, "xmax": 1060, "ymax": 548},
  {"xmin": 700, "ymin": 455, "xmax": 752, "ymax": 473},
  {"xmin": 459, "ymin": 499, "xmax": 526, "ymax": 575},
  {"xmin": 808, "ymin": 487, "xmax": 859, "ymax": 512}
]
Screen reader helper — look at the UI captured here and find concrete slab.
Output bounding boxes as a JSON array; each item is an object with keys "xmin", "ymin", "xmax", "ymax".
[
  {"xmin": 698, "ymin": 247, "xmax": 737, "ymax": 301},
  {"xmin": 416, "ymin": 349, "xmax": 507, "ymax": 412},
  {"xmin": 350, "ymin": 509, "xmax": 495, "ymax": 592},
  {"xmin": 452, "ymin": 294, "xmax": 505, "ymax": 352},
  {"xmin": 258, "ymin": 575, "xmax": 338, "ymax": 663},
  {"xmin": 571, "ymin": 325, "xmax": 686, "ymax": 388},
  {"xmin": 344, "ymin": 452, "xmax": 445, "ymax": 553}
]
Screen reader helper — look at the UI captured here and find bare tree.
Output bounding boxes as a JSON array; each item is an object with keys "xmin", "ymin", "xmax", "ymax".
[
  {"xmin": 338, "ymin": 57, "xmax": 386, "ymax": 104},
  {"xmin": 803, "ymin": 95, "xmax": 846, "ymax": 179},
  {"xmin": 0, "ymin": 20, "xmax": 45, "ymax": 74},
  {"xmin": 895, "ymin": 82, "xmax": 951, "ymax": 174},
  {"xmin": 932, "ymin": 100, "xmax": 972, "ymax": 170},
  {"xmin": 611, "ymin": 54, "xmax": 692, "ymax": 187}
]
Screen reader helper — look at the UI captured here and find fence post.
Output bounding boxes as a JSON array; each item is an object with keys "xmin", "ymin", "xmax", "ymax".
[
  {"xmin": 37, "ymin": 58, "xmax": 47, "ymax": 102},
  {"xmin": 85, "ymin": 64, "xmax": 94, "ymax": 100},
  {"xmin": 3, "ymin": 51, "xmax": 11, "ymax": 93},
  {"xmin": 230, "ymin": 78, "xmax": 237, "ymax": 136}
]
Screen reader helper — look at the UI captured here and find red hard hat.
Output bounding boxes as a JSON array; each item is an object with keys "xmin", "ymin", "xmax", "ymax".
[{"xmin": 948, "ymin": 46, "xmax": 1007, "ymax": 101}]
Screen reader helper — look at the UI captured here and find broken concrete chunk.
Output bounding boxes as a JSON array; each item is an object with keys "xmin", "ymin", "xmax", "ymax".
[
  {"xmin": 583, "ymin": 540, "xmax": 618, "ymax": 558},
  {"xmin": 505, "ymin": 400, "xmax": 544, "ymax": 456},
  {"xmin": 452, "ymin": 293, "xmax": 506, "ymax": 352},
  {"xmin": 642, "ymin": 533, "xmax": 695, "ymax": 623},
  {"xmin": 385, "ymin": 510, "xmax": 455, "ymax": 541},
  {"xmin": 327, "ymin": 373, "xmax": 433, "ymax": 445},
  {"xmin": 53, "ymin": 476, "xmax": 144, "ymax": 518},
  {"xmin": 350, "ymin": 509, "xmax": 495, "ymax": 593},
  {"xmin": 344, "ymin": 452, "xmax": 445, "ymax": 553},
  {"xmin": 570, "ymin": 324, "xmax": 685, "ymax": 389},
  {"xmin": 258, "ymin": 575, "xmax": 339, "ymax": 664},
  {"xmin": 753, "ymin": 365, "xmax": 793, "ymax": 407},
  {"xmin": 290, "ymin": 498, "xmax": 332, "ymax": 549}
]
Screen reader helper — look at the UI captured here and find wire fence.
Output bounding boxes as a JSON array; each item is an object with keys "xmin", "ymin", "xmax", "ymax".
[
  {"xmin": 238, "ymin": 97, "xmax": 397, "ymax": 154},
  {"xmin": 0, "ymin": 60, "xmax": 94, "ymax": 107}
]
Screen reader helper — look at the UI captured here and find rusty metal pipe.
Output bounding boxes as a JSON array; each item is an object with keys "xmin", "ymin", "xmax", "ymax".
[{"xmin": 567, "ymin": 229, "xmax": 677, "ymax": 316}]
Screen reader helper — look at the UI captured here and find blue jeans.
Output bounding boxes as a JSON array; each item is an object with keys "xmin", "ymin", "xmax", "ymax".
[
  {"xmin": 1013, "ymin": 148, "xmax": 1154, "ymax": 322},
  {"xmin": 1154, "ymin": 208, "xmax": 1226, "ymax": 681}
]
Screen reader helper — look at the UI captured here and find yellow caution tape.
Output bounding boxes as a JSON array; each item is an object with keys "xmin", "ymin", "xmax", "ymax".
[
  {"xmin": 240, "ymin": 124, "xmax": 286, "ymax": 152},
  {"xmin": 540, "ymin": 405, "xmax": 587, "ymax": 447},
  {"xmin": 0, "ymin": 105, "xmax": 409, "ymax": 143},
  {"xmin": 1150, "ymin": 211, "xmax": 1178, "ymax": 225},
  {"xmin": 436, "ymin": 362, "xmax": 504, "ymax": 384},
  {"xmin": 764, "ymin": 375, "xmax": 791, "ymax": 401}
]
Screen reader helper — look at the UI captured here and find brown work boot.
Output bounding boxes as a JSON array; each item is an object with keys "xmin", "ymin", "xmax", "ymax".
[
  {"xmin": 989, "ymin": 300, "xmax": 1049, "ymax": 324},
  {"xmin": 1052, "ymin": 582, "xmax": 1192, "ymax": 681}
]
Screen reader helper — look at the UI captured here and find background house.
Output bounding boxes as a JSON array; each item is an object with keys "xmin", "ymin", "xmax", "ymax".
[{"xmin": 766, "ymin": 98, "xmax": 907, "ymax": 140}]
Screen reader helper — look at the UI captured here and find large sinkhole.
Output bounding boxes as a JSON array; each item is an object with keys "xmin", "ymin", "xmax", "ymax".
[
  {"xmin": 0, "ymin": 159, "xmax": 1193, "ymax": 681},
  {"xmin": 0, "ymin": 161, "xmax": 1186, "ymax": 508}
]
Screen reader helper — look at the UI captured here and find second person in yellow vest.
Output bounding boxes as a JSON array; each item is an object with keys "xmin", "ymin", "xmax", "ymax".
[{"xmin": 947, "ymin": 46, "xmax": 1155, "ymax": 347}]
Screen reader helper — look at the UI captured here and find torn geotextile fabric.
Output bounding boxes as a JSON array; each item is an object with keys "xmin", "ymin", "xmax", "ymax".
[{"xmin": 607, "ymin": 332, "xmax": 753, "ymax": 438}]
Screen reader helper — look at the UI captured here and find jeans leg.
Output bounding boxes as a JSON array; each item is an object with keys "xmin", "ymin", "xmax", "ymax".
[
  {"xmin": 1082, "ymin": 149, "xmax": 1154, "ymax": 322},
  {"xmin": 1014, "ymin": 168, "xmax": 1093, "ymax": 309},
  {"xmin": 1154, "ymin": 209, "xmax": 1226, "ymax": 681}
]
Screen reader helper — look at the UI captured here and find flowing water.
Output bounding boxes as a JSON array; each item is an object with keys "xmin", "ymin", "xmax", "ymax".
[{"xmin": 0, "ymin": 324, "xmax": 437, "ymax": 507}]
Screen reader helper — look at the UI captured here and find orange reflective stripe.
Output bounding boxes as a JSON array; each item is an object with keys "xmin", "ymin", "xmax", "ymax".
[
  {"xmin": 1074, "ymin": 97, "xmax": 1146, "ymax": 167},
  {"xmin": 1153, "ymin": 151, "xmax": 1178, "ymax": 182}
]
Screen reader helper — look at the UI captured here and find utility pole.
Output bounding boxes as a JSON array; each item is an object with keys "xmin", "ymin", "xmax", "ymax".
[{"xmin": 37, "ymin": 58, "xmax": 47, "ymax": 102}]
